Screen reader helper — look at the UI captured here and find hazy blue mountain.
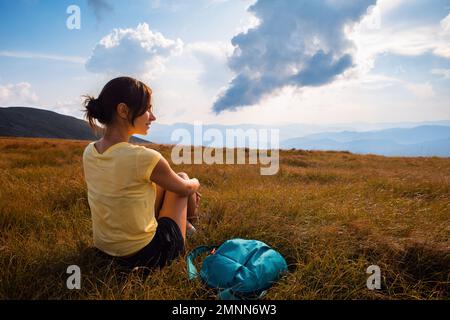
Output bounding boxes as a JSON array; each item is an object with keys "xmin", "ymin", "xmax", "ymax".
[
  {"xmin": 281, "ymin": 126, "xmax": 450, "ymax": 157},
  {"xmin": 299, "ymin": 125, "xmax": 450, "ymax": 144}
]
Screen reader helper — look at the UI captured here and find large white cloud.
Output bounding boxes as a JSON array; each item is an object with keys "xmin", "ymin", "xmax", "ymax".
[
  {"xmin": 350, "ymin": 0, "xmax": 450, "ymax": 74},
  {"xmin": 338, "ymin": 0, "xmax": 449, "ymax": 103},
  {"xmin": 212, "ymin": 0, "xmax": 377, "ymax": 113},
  {"xmin": 85, "ymin": 23, "xmax": 183, "ymax": 79},
  {"xmin": 186, "ymin": 41, "xmax": 234, "ymax": 91},
  {"xmin": 0, "ymin": 82, "xmax": 39, "ymax": 106}
]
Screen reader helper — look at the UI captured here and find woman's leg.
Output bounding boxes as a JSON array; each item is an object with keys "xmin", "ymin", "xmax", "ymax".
[
  {"xmin": 154, "ymin": 184, "xmax": 166, "ymax": 219},
  {"xmin": 155, "ymin": 175, "xmax": 199, "ymax": 222},
  {"xmin": 187, "ymin": 190, "xmax": 200, "ymax": 224},
  {"xmin": 157, "ymin": 189, "xmax": 188, "ymax": 242},
  {"xmin": 156, "ymin": 172, "xmax": 196, "ymax": 242}
]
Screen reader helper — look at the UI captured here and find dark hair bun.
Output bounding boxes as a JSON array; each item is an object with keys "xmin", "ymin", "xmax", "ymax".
[{"xmin": 85, "ymin": 96, "xmax": 106, "ymax": 123}]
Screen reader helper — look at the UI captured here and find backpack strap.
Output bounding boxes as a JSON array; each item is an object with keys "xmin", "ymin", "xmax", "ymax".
[
  {"xmin": 217, "ymin": 288, "xmax": 240, "ymax": 300},
  {"xmin": 186, "ymin": 245, "xmax": 217, "ymax": 280},
  {"xmin": 218, "ymin": 288, "xmax": 268, "ymax": 300}
]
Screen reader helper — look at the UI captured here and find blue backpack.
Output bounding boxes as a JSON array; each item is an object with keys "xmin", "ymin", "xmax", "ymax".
[{"xmin": 186, "ymin": 238, "xmax": 288, "ymax": 300}]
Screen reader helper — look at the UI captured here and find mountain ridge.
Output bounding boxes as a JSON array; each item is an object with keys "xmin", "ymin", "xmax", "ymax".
[{"xmin": 0, "ymin": 106, "xmax": 150, "ymax": 144}]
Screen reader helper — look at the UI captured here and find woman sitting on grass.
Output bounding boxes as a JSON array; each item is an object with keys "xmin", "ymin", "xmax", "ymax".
[{"xmin": 82, "ymin": 76, "xmax": 201, "ymax": 272}]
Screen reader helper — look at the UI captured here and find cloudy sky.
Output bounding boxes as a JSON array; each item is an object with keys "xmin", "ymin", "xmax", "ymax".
[{"xmin": 0, "ymin": 0, "xmax": 449, "ymax": 125}]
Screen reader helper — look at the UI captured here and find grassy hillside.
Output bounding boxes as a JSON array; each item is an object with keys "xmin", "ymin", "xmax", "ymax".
[{"xmin": 0, "ymin": 137, "xmax": 449, "ymax": 299}]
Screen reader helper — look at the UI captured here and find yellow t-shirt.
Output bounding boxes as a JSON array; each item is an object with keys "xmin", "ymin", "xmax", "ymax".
[{"xmin": 82, "ymin": 141, "xmax": 162, "ymax": 257}]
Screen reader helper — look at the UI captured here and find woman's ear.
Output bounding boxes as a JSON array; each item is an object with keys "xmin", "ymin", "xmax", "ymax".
[{"xmin": 116, "ymin": 103, "xmax": 129, "ymax": 120}]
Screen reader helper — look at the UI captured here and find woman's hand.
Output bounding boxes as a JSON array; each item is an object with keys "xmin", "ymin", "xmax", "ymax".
[
  {"xmin": 150, "ymin": 157, "xmax": 200, "ymax": 196},
  {"xmin": 189, "ymin": 178, "xmax": 201, "ymax": 193}
]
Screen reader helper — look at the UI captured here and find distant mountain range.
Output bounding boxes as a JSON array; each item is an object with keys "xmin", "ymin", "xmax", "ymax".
[
  {"xmin": 143, "ymin": 120, "xmax": 450, "ymax": 142},
  {"xmin": 0, "ymin": 107, "xmax": 149, "ymax": 143},
  {"xmin": 280, "ymin": 125, "xmax": 450, "ymax": 157},
  {"xmin": 1, "ymin": 106, "xmax": 449, "ymax": 157},
  {"xmin": 142, "ymin": 122, "xmax": 450, "ymax": 157}
]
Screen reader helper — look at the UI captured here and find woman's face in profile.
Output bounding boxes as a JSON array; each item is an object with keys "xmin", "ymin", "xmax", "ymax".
[{"xmin": 133, "ymin": 102, "xmax": 156, "ymax": 135}]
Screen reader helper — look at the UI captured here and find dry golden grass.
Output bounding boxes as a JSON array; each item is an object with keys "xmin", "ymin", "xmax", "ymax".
[{"xmin": 0, "ymin": 136, "xmax": 449, "ymax": 300}]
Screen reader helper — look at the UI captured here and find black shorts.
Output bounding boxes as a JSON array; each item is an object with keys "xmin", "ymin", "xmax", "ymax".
[{"xmin": 111, "ymin": 217, "xmax": 185, "ymax": 272}]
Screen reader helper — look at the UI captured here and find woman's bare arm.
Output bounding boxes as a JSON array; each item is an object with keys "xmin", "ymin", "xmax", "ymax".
[{"xmin": 150, "ymin": 157, "xmax": 200, "ymax": 197}]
